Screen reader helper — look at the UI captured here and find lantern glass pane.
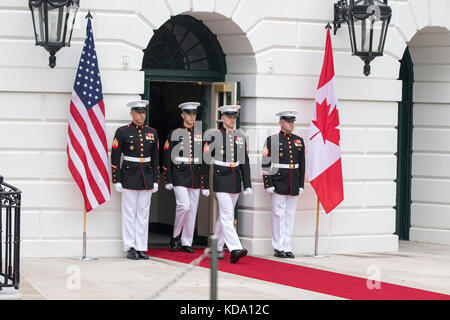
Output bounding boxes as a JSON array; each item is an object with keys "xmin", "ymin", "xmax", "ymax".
[
  {"xmin": 47, "ymin": 3, "xmax": 68, "ymax": 43},
  {"xmin": 378, "ymin": 19, "xmax": 389, "ymax": 53},
  {"xmin": 372, "ymin": 24, "xmax": 383, "ymax": 55},
  {"xmin": 31, "ymin": 5, "xmax": 45, "ymax": 42},
  {"xmin": 352, "ymin": 19, "xmax": 369, "ymax": 53},
  {"xmin": 352, "ymin": 17, "xmax": 383, "ymax": 56},
  {"xmin": 66, "ymin": 4, "xmax": 79, "ymax": 44}
]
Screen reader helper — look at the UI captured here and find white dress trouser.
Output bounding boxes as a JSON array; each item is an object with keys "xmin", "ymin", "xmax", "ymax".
[
  {"xmin": 122, "ymin": 189, "xmax": 152, "ymax": 252},
  {"xmin": 172, "ymin": 186, "xmax": 200, "ymax": 246},
  {"xmin": 271, "ymin": 192, "xmax": 299, "ymax": 252},
  {"xmin": 214, "ymin": 192, "xmax": 243, "ymax": 252}
]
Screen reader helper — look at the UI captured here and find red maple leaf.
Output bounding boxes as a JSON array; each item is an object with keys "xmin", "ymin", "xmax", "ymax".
[{"xmin": 311, "ymin": 98, "xmax": 340, "ymax": 146}]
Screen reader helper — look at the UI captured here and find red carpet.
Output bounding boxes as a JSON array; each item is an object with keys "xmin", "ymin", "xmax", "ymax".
[{"xmin": 146, "ymin": 248, "xmax": 450, "ymax": 300}]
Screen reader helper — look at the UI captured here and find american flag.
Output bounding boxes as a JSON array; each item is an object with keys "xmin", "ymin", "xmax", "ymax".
[{"xmin": 67, "ymin": 18, "xmax": 110, "ymax": 212}]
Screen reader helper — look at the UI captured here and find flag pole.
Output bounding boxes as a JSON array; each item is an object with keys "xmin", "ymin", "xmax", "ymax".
[
  {"xmin": 83, "ymin": 206, "xmax": 87, "ymax": 258},
  {"xmin": 305, "ymin": 196, "xmax": 328, "ymax": 258},
  {"xmin": 314, "ymin": 197, "xmax": 320, "ymax": 256},
  {"xmin": 72, "ymin": 205, "xmax": 98, "ymax": 261}
]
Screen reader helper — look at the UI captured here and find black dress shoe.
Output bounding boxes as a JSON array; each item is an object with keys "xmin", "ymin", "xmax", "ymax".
[
  {"xmin": 181, "ymin": 246, "xmax": 195, "ymax": 253},
  {"xmin": 230, "ymin": 249, "xmax": 248, "ymax": 263},
  {"xmin": 217, "ymin": 251, "xmax": 225, "ymax": 260},
  {"xmin": 170, "ymin": 236, "xmax": 181, "ymax": 252},
  {"xmin": 127, "ymin": 247, "xmax": 140, "ymax": 260},
  {"xmin": 137, "ymin": 251, "xmax": 149, "ymax": 260},
  {"xmin": 285, "ymin": 252, "xmax": 295, "ymax": 258},
  {"xmin": 274, "ymin": 249, "xmax": 287, "ymax": 258}
]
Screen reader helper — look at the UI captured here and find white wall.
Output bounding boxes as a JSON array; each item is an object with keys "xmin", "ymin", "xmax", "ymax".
[
  {"xmin": 0, "ymin": 0, "xmax": 144, "ymax": 257},
  {"xmin": 0, "ymin": 0, "xmax": 448, "ymax": 257},
  {"xmin": 409, "ymin": 27, "xmax": 450, "ymax": 245}
]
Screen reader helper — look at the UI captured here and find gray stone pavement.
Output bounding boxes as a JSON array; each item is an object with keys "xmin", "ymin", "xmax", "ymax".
[{"xmin": 7, "ymin": 241, "xmax": 450, "ymax": 300}]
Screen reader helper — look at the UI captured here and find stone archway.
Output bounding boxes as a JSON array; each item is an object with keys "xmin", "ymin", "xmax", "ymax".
[{"xmin": 135, "ymin": 3, "xmax": 258, "ymax": 81}]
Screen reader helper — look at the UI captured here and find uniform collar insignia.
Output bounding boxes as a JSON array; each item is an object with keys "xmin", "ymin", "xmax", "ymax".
[
  {"xmin": 131, "ymin": 122, "xmax": 144, "ymax": 130},
  {"xmin": 280, "ymin": 130, "xmax": 291, "ymax": 137}
]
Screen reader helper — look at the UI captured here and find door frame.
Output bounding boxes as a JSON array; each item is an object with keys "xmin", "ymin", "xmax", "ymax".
[{"xmin": 141, "ymin": 80, "xmax": 241, "ymax": 242}]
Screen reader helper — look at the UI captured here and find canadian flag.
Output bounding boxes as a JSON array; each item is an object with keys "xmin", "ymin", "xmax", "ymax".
[{"xmin": 306, "ymin": 27, "xmax": 344, "ymax": 214}]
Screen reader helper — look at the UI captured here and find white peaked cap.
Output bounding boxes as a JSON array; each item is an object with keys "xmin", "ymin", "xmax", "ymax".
[
  {"xmin": 126, "ymin": 100, "xmax": 149, "ymax": 108},
  {"xmin": 178, "ymin": 102, "xmax": 201, "ymax": 110},
  {"xmin": 218, "ymin": 105, "xmax": 241, "ymax": 113},
  {"xmin": 275, "ymin": 110, "xmax": 297, "ymax": 118}
]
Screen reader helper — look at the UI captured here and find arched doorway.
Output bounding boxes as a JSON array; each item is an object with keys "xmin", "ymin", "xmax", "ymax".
[
  {"xmin": 142, "ymin": 15, "xmax": 239, "ymax": 247},
  {"xmin": 396, "ymin": 27, "xmax": 450, "ymax": 245}
]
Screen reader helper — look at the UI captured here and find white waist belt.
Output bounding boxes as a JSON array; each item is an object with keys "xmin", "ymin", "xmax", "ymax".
[
  {"xmin": 272, "ymin": 163, "xmax": 299, "ymax": 169},
  {"xmin": 214, "ymin": 160, "xmax": 240, "ymax": 167},
  {"xmin": 123, "ymin": 156, "xmax": 151, "ymax": 163},
  {"xmin": 174, "ymin": 156, "xmax": 200, "ymax": 163}
]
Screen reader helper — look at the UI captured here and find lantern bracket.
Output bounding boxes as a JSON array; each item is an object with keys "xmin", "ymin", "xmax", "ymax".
[{"xmin": 333, "ymin": 0, "xmax": 348, "ymax": 35}]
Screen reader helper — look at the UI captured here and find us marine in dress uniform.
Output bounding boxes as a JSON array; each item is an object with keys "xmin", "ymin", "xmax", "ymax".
[
  {"xmin": 201, "ymin": 105, "xmax": 252, "ymax": 263},
  {"xmin": 162, "ymin": 102, "xmax": 203, "ymax": 254},
  {"xmin": 111, "ymin": 100, "xmax": 159, "ymax": 260},
  {"xmin": 261, "ymin": 111, "xmax": 305, "ymax": 258}
]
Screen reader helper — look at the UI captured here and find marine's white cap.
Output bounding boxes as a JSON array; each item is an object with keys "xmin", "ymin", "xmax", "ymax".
[
  {"xmin": 218, "ymin": 105, "xmax": 241, "ymax": 114},
  {"xmin": 126, "ymin": 100, "xmax": 149, "ymax": 110},
  {"xmin": 276, "ymin": 110, "xmax": 297, "ymax": 120},
  {"xmin": 178, "ymin": 102, "xmax": 201, "ymax": 111}
]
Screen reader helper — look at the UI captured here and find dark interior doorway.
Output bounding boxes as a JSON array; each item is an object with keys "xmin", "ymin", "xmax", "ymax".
[
  {"xmin": 147, "ymin": 81, "xmax": 210, "ymax": 247},
  {"xmin": 395, "ymin": 47, "xmax": 413, "ymax": 240},
  {"xmin": 142, "ymin": 15, "xmax": 227, "ymax": 248}
]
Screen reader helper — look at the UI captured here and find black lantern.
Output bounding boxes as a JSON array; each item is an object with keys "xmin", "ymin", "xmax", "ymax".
[
  {"xmin": 333, "ymin": 0, "xmax": 392, "ymax": 76},
  {"xmin": 29, "ymin": 0, "xmax": 80, "ymax": 68}
]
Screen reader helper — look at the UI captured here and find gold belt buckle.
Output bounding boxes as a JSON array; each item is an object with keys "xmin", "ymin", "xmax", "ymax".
[
  {"xmin": 289, "ymin": 164, "xmax": 295, "ymax": 169},
  {"xmin": 139, "ymin": 158, "xmax": 145, "ymax": 163},
  {"xmin": 230, "ymin": 163, "xmax": 236, "ymax": 168}
]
